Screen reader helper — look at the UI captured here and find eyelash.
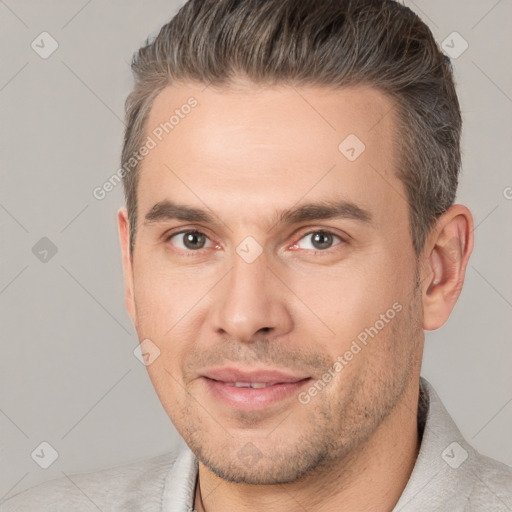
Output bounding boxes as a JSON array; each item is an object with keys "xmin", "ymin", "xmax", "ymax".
[{"xmin": 164, "ymin": 228, "xmax": 346, "ymax": 257}]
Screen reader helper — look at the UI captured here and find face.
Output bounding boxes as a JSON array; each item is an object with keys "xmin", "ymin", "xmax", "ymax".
[{"xmin": 119, "ymin": 82, "xmax": 425, "ymax": 484}]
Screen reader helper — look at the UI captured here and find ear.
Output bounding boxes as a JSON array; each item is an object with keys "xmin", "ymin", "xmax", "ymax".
[
  {"xmin": 117, "ymin": 207, "xmax": 136, "ymax": 326},
  {"xmin": 420, "ymin": 204, "xmax": 474, "ymax": 331}
]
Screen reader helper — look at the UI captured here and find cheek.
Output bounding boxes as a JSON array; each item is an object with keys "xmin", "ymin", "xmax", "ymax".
[
  {"xmin": 144, "ymin": 361, "xmax": 192, "ymax": 430},
  {"xmin": 293, "ymin": 255, "xmax": 399, "ymax": 326},
  {"xmin": 132, "ymin": 259, "xmax": 202, "ymax": 328},
  {"xmin": 292, "ymin": 250, "xmax": 415, "ymax": 371},
  {"xmin": 131, "ymin": 263, "xmax": 210, "ymax": 369}
]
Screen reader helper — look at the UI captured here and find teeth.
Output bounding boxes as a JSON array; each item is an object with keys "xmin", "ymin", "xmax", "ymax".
[{"xmin": 231, "ymin": 382, "xmax": 271, "ymax": 388}]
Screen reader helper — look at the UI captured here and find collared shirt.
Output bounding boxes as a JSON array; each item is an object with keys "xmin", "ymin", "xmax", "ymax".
[{"xmin": 2, "ymin": 377, "xmax": 512, "ymax": 511}]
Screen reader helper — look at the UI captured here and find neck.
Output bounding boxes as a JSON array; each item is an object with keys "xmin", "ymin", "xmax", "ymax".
[{"xmin": 194, "ymin": 380, "xmax": 421, "ymax": 512}]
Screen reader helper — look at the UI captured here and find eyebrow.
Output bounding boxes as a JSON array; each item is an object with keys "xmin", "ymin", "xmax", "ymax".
[{"xmin": 144, "ymin": 199, "xmax": 373, "ymax": 230}]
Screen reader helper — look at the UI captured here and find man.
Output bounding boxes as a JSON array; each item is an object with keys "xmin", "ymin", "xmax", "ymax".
[{"xmin": 3, "ymin": 0, "xmax": 511, "ymax": 510}]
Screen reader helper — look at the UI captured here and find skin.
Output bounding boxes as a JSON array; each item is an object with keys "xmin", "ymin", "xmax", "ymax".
[{"xmin": 118, "ymin": 81, "xmax": 474, "ymax": 511}]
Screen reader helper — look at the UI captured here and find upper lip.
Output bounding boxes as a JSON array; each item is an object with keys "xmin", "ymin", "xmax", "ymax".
[{"xmin": 200, "ymin": 367, "xmax": 310, "ymax": 385}]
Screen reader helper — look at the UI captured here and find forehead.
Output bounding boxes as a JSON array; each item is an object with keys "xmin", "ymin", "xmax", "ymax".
[{"xmin": 137, "ymin": 81, "xmax": 406, "ymax": 230}]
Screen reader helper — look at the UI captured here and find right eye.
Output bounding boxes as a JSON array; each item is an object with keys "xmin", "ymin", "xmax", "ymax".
[{"xmin": 166, "ymin": 230, "xmax": 215, "ymax": 251}]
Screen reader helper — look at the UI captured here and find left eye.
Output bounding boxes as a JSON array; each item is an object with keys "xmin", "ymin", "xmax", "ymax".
[
  {"xmin": 168, "ymin": 231, "xmax": 214, "ymax": 251},
  {"xmin": 294, "ymin": 231, "xmax": 342, "ymax": 251}
]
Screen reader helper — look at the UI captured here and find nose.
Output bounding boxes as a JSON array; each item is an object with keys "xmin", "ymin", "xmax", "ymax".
[{"xmin": 209, "ymin": 249, "xmax": 294, "ymax": 343}]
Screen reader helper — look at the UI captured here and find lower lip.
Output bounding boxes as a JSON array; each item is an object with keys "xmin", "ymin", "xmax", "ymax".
[{"xmin": 202, "ymin": 377, "xmax": 311, "ymax": 411}]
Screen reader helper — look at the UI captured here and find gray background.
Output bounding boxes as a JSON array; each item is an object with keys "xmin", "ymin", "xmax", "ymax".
[{"xmin": 0, "ymin": 0, "xmax": 511, "ymax": 500}]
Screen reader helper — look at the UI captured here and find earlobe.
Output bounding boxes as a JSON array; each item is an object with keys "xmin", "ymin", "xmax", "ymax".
[{"xmin": 422, "ymin": 205, "xmax": 474, "ymax": 331}]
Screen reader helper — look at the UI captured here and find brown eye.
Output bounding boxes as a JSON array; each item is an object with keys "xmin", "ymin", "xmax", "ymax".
[
  {"xmin": 295, "ymin": 231, "xmax": 342, "ymax": 251},
  {"xmin": 168, "ymin": 231, "xmax": 212, "ymax": 251}
]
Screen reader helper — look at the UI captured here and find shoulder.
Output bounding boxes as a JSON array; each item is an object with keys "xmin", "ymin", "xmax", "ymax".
[
  {"xmin": 465, "ymin": 451, "xmax": 512, "ymax": 510},
  {"xmin": 0, "ymin": 450, "xmax": 180, "ymax": 512},
  {"xmin": 403, "ymin": 378, "xmax": 512, "ymax": 511}
]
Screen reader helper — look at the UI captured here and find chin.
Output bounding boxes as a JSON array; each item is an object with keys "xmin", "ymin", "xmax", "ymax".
[{"xmin": 195, "ymin": 442, "xmax": 332, "ymax": 485}]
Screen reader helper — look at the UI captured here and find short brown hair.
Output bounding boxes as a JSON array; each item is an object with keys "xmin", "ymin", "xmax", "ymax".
[{"xmin": 122, "ymin": 0, "xmax": 461, "ymax": 256}]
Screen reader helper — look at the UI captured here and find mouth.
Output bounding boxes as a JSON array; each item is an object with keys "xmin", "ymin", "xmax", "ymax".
[{"xmin": 199, "ymin": 367, "xmax": 312, "ymax": 411}]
